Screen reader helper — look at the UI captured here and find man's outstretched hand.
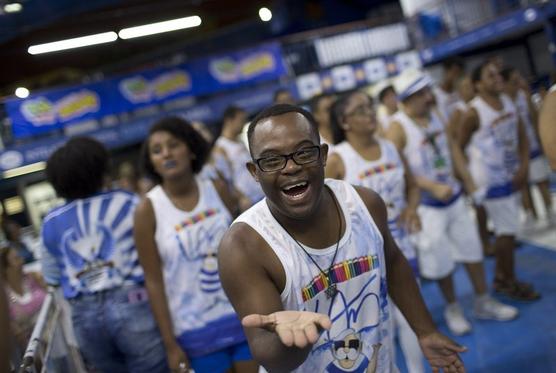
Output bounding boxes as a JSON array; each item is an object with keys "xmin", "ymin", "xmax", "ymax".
[
  {"xmin": 419, "ymin": 331, "xmax": 467, "ymax": 373},
  {"xmin": 242, "ymin": 310, "xmax": 332, "ymax": 349}
]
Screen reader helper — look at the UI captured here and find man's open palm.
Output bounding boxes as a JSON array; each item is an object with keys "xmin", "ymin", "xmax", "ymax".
[
  {"xmin": 243, "ymin": 311, "xmax": 332, "ymax": 349},
  {"xmin": 419, "ymin": 332, "xmax": 467, "ymax": 373}
]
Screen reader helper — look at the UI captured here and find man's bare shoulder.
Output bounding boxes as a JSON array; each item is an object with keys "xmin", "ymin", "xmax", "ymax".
[{"xmin": 219, "ymin": 221, "xmax": 268, "ymax": 258}]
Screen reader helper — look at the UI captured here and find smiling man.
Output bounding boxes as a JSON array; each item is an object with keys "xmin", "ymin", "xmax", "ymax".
[{"xmin": 218, "ymin": 104, "xmax": 466, "ymax": 373}]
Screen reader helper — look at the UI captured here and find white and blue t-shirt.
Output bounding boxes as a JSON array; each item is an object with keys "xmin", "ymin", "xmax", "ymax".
[{"xmin": 41, "ymin": 190, "xmax": 144, "ymax": 299}]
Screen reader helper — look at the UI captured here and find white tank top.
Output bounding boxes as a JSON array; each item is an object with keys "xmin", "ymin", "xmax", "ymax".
[
  {"xmin": 215, "ymin": 136, "xmax": 264, "ymax": 204},
  {"xmin": 434, "ymin": 86, "xmax": 460, "ymax": 124},
  {"xmin": 147, "ymin": 177, "xmax": 245, "ymax": 357},
  {"xmin": 514, "ymin": 90, "xmax": 541, "ymax": 158},
  {"xmin": 331, "ymin": 140, "xmax": 416, "ymax": 265},
  {"xmin": 234, "ymin": 179, "xmax": 394, "ymax": 373},
  {"xmin": 393, "ymin": 110, "xmax": 462, "ymax": 206},
  {"xmin": 468, "ymin": 95, "xmax": 519, "ymax": 192}
]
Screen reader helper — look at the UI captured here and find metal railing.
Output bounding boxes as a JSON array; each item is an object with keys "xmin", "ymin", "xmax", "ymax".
[{"xmin": 17, "ymin": 290, "xmax": 86, "ymax": 373}]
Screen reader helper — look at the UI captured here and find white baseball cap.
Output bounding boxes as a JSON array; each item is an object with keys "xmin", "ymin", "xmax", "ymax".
[{"xmin": 394, "ymin": 69, "xmax": 433, "ymax": 101}]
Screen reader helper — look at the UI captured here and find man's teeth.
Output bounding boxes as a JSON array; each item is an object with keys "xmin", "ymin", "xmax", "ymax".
[{"xmin": 283, "ymin": 182, "xmax": 307, "ymax": 191}]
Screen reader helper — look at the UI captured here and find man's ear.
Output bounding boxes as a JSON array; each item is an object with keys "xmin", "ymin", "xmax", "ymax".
[
  {"xmin": 321, "ymin": 144, "xmax": 329, "ymax": 167},
  {"xmin": 246, "ymin": 162, "xmax": 259, "ymax": 182}
]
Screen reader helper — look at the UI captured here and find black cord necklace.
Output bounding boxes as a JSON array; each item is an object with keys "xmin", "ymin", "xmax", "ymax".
[{"xmin": 271, "ymin": 187, "xmax": 343, "ymax": 299}]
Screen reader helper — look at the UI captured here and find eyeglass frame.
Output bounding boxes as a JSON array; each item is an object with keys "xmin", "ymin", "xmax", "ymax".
[
  {"xmin": 253, "ymin": 145, "xmax": 322, "ymax": 172},
  {"xmin": 344, "ymin": 103, "xmax": 375, "ymax": 118}
]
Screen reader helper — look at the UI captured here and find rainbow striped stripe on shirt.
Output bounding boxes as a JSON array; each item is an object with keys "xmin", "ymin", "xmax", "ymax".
[
  {"xmin": 301, "ymin": 255, "xmax": 380, "ymax": 302},
  {"xmin": 358, "ymin": 163, "xmax": 396, "ymax": 180},
  {"xmin": 174, "ymin": 208, "xmax": 219, "ymax": 232}
]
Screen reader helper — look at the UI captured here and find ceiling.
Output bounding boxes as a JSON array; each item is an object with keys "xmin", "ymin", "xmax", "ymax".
[{"xmin": 0, "ymin": 0, "xmax": 399, "ymax": 97}]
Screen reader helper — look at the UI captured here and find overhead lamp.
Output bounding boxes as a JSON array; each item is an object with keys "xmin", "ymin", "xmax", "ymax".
[
  {"xmin": 15, "ymin": 87, "xmax": 29, "ymax": 98},
  {"xmin": 3, "ymin": 162, "xmax": 46, "ymax": 179},
  {"xmin": 259, "ymin": 7, "xmax": 272, "ymax": 22},
  {"xmin": 4, "ymin": 3, "xmax": 22, "ymax": 13},
  {"xmin": 28, "ymin": 31, "xmax": 118, "ymax": 55},
  {"xmin": 118, "ymin": 15, "xmax": 202, "ymax": 39}
]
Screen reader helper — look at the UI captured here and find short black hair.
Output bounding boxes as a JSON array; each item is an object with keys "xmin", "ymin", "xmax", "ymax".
[
  {"xmin": 46, "ymin": 137, "xmax": 109, "ymax": 199},
  {"xmin": 442, "ymin": 56, "xmax": 465, "ymax": 70},
  {"xmin": 378, "ymin": 86, "xmax": 396, "ymax": 103},
  {"xmin": 222, "ymin": 105, "xmax": 245, "ymax": 123},
  {"xmin": 471, "ymin": 61, "xmax": 491, "ymax": 84},
  {"xmin": 141, "ymin": 116, "xmax": 209, "ymax": 184},
  {"xmin": 500, "ymin": 66, "xmax": 517, "ymax": 82},
  {"xmin": 329, "ymin": 90, "xmax": 362, "ymax": 145},
  {"xmin": 247, "ymin": 104, "xmax": 319, "ymax": 156}
]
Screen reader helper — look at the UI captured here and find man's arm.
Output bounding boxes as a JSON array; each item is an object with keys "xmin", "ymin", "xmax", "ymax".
[
  {"xmin": 513, "ymin": 117, "xmax": 529, "ymax": 189},
  {"xmin": 354, "ymin": 186, "xmax": 466, "ymax": 372},
  {"xmin": 455, "ymin": 107, "xmax": 481, "ymax": 196},
  {"xmin": 384, "ymin": 120, "xmax": 406, "ymax": 151},
  {"xmin": 539, "ymin": 91, "xmax": 556, "ymax": 170},
  {"xmin": 218, "ymin": 224, "xmax": 329, "ymax": 373},
  {"xmin": 399, "ymin": 151, "xmax": 421, "ymax": 232}
]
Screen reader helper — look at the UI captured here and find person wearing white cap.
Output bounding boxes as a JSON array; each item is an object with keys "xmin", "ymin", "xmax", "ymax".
[
  {"xmin": 385, "ymin": 69, "xmax": 519, "ymax": 337},
  {"xmin": 457, "ymin": 61, "xmax": 541, "ymax": 301},
  {"xmin": 325, "ymin": 90, "xmax": 425, "ymax": 373}
]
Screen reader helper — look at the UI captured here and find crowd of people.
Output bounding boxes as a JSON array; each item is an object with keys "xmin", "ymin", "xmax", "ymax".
[{"xmin": 1, "ymin": 54, "xmax": 555, "ymax": 373}]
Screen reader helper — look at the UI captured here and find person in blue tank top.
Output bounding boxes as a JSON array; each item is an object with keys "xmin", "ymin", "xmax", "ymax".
[
  {"xmin": 41, "ymin": 137, "xmax": 168, "ymax": 373},
  {"xmin": 133, "ymin": 117, "xmax": 258, "ymax": 373},
  {"xmin": 218, "ymin": 104, "xmax": 466, "ymax": 373}
]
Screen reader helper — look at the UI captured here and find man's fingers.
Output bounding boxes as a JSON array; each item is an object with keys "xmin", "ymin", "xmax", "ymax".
[
  {"xmin": 304, "ymin": 322, "xmax": 320, "ymax": 344},
  {"xmin": 444, "ymin": 339, "xmax": 467, "ymax": 353},
  {"xmin": 242, "ymin": 313, "xmax": 276, "ymax": 330},
  {"xmin": 293, "ymin": 328, "xmax": 308, "ymax": 348},
  {"xmin": 275, "ymin": 325, "xmax": 295, "ymax": 347},
  {"xmin": 314, "ymin": 314, "xmax": 332, "ymax": 330}
]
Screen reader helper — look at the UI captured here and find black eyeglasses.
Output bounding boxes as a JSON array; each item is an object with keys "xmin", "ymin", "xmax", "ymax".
[
  {"xmin": 333, "ymin": 339, "xmax": 360, "ymax": 351},
  {"xmin": 255, "ymin": 145, "xmax": 321, "ymax": 172},
  {"xmin": 345, "ymin": 104, "xmax": 374, "ymax": 117}
]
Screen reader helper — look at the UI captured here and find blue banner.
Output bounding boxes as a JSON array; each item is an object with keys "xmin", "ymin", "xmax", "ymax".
[
  {"xmin": 0, "ymin": 80, "xmax": 292, "ymax": 173},
  {"xmin": 4, "ymin": 43, "xmax": 287, "ymax": 139}
]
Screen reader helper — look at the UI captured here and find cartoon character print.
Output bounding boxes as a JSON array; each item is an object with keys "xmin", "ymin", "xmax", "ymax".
[{"xmin": 303, "ymin": 269, "xmax": 391, "ymax": 372}]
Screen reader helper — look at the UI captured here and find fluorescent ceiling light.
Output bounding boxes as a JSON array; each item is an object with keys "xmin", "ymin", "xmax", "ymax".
[
  {"xmin": 4, "ymin": 3, "xmax": 22, "ymax": 13},
  {"xmin": 259, "ymin": 7, "xmax": 272, "ymax": 22},
  {"xmin": 28, "ymin": 31, "xmax": 118, "ymax": 55},
  {"xmin": 3, "ymin": 162, "xmax": 46, "ymax": 179},
  {"xmin": 118, "ymin": 15, "xmax": 201, "ymax": 39},
  {"xmin": 15, "ymin": 87, "xmax": 29, "ymax": 98}
]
